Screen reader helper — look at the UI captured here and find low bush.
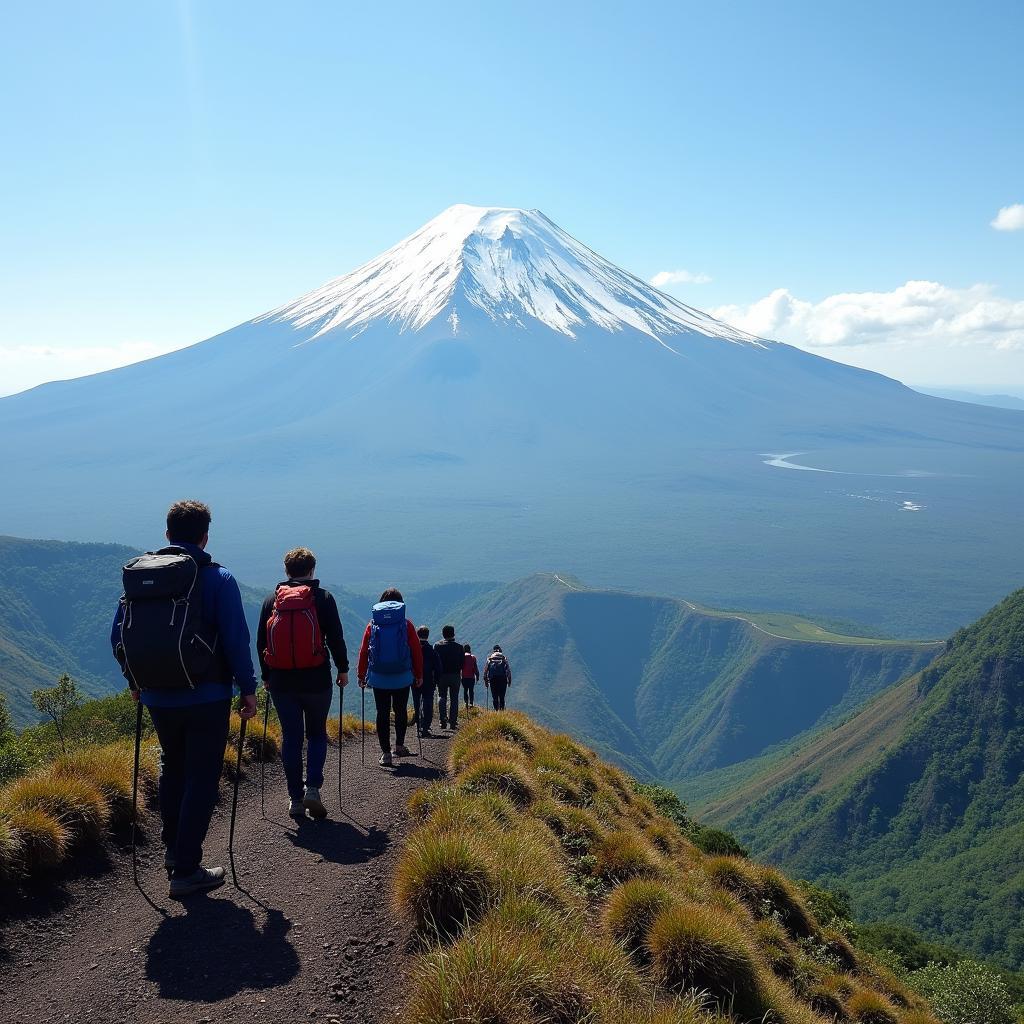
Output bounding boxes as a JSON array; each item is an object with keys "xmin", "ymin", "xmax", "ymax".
[
  {"xmin": 907, "ymin": 960, "xmax": 1017, "ymax": 1024},
  {"xmin": 689, "ymin": 825, "xmax": 748, "ymax": 858}
]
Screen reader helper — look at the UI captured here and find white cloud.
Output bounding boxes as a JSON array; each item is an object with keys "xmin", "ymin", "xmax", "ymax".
[
  {"xmin": 0, "ymin": 341, "xmax": 179, "ymax": 397},
  {"xmin": 711, "ymin": 280, "xmax": 1024, "ymax": 352},
  {"xmin": 650, "ymin": 269, "xmax": 712, "ymax": 287},
  {"xmin": 991, "ymin": 203, "xmax": 1024, "ymax": 231}
]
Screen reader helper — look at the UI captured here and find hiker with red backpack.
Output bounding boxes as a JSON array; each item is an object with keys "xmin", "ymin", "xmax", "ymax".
[
  {"xmin": 461, "ymin": 644, "xmax": 480, "ymax": 708},
  {"xmin": 484, "ymin": 645, "xmax": 512, "ymax": 710},
  {"xmin": 257, "ymin": 547, "xmax": 349, "ymax": 820},
  {"xmin": 357, "ymin": 588, "xmax": 423, "ymax": 767},
  {"xmin": 111, "ymin": 500, "xmax": 258, "ymax": 899}
]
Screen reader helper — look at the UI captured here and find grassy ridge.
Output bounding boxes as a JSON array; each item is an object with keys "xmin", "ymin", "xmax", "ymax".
[{"xmin": 391, "ymin": 710, "xmax": 939, "ymax": 1023}]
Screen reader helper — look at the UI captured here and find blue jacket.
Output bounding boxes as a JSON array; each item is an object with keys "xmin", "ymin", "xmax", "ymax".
[{"xmin": 110, "ymin": 540, "xmax": 257, "ymax": 708}]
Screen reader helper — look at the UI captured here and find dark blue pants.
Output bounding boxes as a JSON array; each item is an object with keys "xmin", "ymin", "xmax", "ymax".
[
  {"xmin": 414, "ymin": 682, "xmax": 436, "ymax": 734},
  {"xmin": 271, "ymin": 688, "xmax": 332, "ymax": 800},
  {"xmin": 490, "ymin": 681, "xmax": 508, "ymax": 710},
  {"xmin": 148, "ymin": 699, "xmax": 231, "ymax": 877},
  {"xmin": 462, "ymin": 679, "xmax": 477, "ymax": 706},
  {"xmin": 437, "ymin": 675, "xmax": 460, "ymax": 727}
]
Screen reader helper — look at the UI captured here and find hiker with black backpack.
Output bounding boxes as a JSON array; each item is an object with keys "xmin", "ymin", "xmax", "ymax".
[
  {"xmin": 257, "ymin": 547, "xmax": 349, "ymax": 821},
  {"xmin": 356, "ymin": 589, "xmax": 423, "ymax": 767},
  {"xmin": 111, "ymin": 500, "xmax": 257, "ymax": 899},
  {"xmin": 484, "ymin": 645, "xmax": 512, "ymax": 710},
  {"xmin": 414, "ymin": 626, "xmax": 440, "ymax": 738},
  {"xmin": 433, "ymin": 624, "xmax": 464, "ymax": 730},
  {"xmin": 461, "ymin": 644, "xmax": 480, "ymax": 709}
]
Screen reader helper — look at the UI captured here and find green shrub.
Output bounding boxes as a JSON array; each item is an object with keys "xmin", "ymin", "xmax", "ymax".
[
  {"xmin": 908, "ymin": 960, "xmax": 1017, "ymax": 1024},
  {"xmin": 689, "ymin": 825, "xmax": 748, "ymax": 858},
  {"xmin": 630, "ymin": 782, "xmax": 691, "ymax": 833}
]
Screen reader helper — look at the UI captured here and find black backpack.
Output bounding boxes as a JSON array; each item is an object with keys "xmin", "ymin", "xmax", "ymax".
[
  {"xmin": 488, "ymin": 653, "xmax": 509, "ymax": 683},
  {"xmin": 115, "ymin": 547, "xmax": 221, "ymax": 691}
]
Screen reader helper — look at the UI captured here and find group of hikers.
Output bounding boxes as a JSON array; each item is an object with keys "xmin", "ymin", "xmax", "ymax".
[{"xmin": 111, "ymin": 500, "xmax": 513, "ymax": 899}]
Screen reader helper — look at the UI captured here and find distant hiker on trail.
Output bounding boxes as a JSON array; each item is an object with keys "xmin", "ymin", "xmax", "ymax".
[
  {"xmin": 433, "ymin": 624, "xmax": 464, "ymax": 730},
  {"xmin": 461, "ymin": 644, "xmax": 480, "ymax": 708},
  {"xmin": 257, "ymin": 547, "xmax": 349, "ymax": 821},
  {"xmin": 111, "ymin": 500, "xmax": 257, "ymax": 899},
  {"xmin": 484, "ymin": 645, "xmax": 511, "ymax": 710},
  {"xmin": 415, "ymin": 626, "xmax": 440, "ymax": 738},
  {"xmin": 357, "ymin": 589, "xmax": 423, "ymax": 767}
]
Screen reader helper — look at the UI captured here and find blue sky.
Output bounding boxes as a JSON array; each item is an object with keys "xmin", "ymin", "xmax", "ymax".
[{"xmin": 1, "ymin": 0, "xmax": 1022, "ymax": 395}]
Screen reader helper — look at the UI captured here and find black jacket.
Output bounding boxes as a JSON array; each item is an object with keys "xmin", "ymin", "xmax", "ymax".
[
  {"xmin": 419, "ymin": 639, "xmax": 440, "ymax": 689},
  {"xmin": 257, "ymin": 579, "xmax": 349, "ymax": 693},
  {"xmin": 434, "ymin": 637, "xmax": 464, "ymax": 677}
]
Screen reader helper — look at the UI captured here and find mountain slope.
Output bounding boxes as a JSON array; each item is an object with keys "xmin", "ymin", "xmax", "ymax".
[
  {"xmin": 447, "ymin": 574, "xmax": 938, "ymax": 780},
  {"xmin": 1, "ymin": 206, "xmax": 1022, "ymax": 635},
  {"xmin": 703, "ymin": 589, "xmax": 1024, "ymax": 968}
]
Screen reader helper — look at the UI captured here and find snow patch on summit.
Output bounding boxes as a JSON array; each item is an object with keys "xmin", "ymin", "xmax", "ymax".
[{"xmin": 264, "ymin": 205, "xmax": 765, "ymax": 347}]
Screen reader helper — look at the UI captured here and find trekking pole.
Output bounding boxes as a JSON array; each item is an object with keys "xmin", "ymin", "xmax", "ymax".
[
  {"xmin": 229, "ymin": 717, "xmax": 247, "ymax": 888},
  {"xmin": 130, "ymin": 697, "xmax": 143, "ymax": 888},
  {"xmin": 259, "ymin": 695, "xmax": 270, "ymax": 819},
  {"xmin": 360, "ymin": 685, "xmax": 366, "ymax": 766},
  {"xmin": 338, "ymin": 685, "xmax": 344, "ymax": 812}
]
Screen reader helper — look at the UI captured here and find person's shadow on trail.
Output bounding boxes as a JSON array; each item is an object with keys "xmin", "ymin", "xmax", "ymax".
[
  {"xmin": 393, "ymin": 761, "xmax": 444, "ymax": 781},
  {"xmin": 145, "ymin": 900, "xmax": 298, "ymax": 1001},
  {"xmin": 287, "ymin": 819, "xmax": 390, "ymax": 864}
]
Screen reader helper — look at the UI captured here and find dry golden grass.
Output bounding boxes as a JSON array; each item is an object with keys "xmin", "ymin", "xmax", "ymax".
[
  {"xmin": 51, "ymin": 742, "xmax": 145, "ymax": 825},
  {"xmin": 1, "ymin": 772, "xmax": 109, "ymax": 843},
  {"xmin": 845, "ymin": 988, "xmax": 899, "ymax": 1024},
  {"xmin": 397, "ymin": 711, "xmax": 938, "ymax": 1024},
  {"xmin": 326, "ymin": 712, "xmax": 375, "ymax": 743},
  {"xmin": 0, "ymin": 813, "xmax": 21, "ymax": 878},
  {"xmin": 900, "ymin": 1012, "xmax": 942, "ymax": 1024},
  {"xmin": 5, "ymin": 806, "xmax": 69, "ymax": 871}
]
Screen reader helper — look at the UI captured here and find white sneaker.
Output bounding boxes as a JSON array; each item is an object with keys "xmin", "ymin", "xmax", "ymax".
[
  {"xmin": 288, "ymin": 797, "xmax": 306, "ymax": 819},
  {"xmin": 379, "ymin": 751, "xmax": 393, "ymax": 768},
  {"xmin": 303, "ymin": 786, "xmax": 327, "ymax": 819},
  {"xmin": 392, "ymin": 744, "xmax": 412, "ymax": 757}
]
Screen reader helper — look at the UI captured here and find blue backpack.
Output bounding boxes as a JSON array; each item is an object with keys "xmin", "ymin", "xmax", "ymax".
[{"xmin": 368, "ymin": 601, "xmax": 411, "ymax": 676}]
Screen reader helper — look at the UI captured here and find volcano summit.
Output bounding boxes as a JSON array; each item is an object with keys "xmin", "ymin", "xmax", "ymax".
[{"xmin": 1, "ymin": 205, "xmax": 1022, "ymax": 633}]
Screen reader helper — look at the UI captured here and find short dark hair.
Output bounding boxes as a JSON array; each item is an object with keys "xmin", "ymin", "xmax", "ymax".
[
  {"xmin": 166, "ymin": 500, "xmax": 211, "ymax": 544},
  {"xmin": 493, "ymin": 644, "xmax": 502, "ymax": 652},
  {"xmin": 442, "ymin": 624, "xmax": 455, "ymax": 640},
  {"xmin": 284, "ymin": 547, "xmax": 316, "ymax": 578},
  {"xmin": 417, "ymin": 626, "xmax": 430, "ymax": 639},
  {"xmin": 380, "ymin": 587, "xmax": 404, "ymax": 602},
  {"xmin": 463, "ymin": 643, "xmax": 471, "ymax": 652}
]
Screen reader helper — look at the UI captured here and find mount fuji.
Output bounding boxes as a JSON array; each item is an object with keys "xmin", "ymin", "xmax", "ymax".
[{"xmin": 2, "ymin": 205, "xmax": 1022, "ymax": 633}]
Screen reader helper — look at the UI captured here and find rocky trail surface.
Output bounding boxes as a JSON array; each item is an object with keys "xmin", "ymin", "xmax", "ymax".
[{"xmin": 0, "ymin": 730, "xmax": 448, "ymax": 1024}]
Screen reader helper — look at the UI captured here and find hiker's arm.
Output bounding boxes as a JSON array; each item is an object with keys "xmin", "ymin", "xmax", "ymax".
[
  {"xmin": 357, "ymin": 623, "xmax": 371, "ymax": 684},
  {"xmin": 322, "ymin": 593, "xmax": 350, "ymax": 675},
  {"xmin": 256, "ymin": 597, "xmax": 271, "ymax": 682},
  {"xmin": 408, "ymin": 621, "xmax": 423, "ymax": 684},
  {"xmin": 217, "ymin": 572, "xmax": 257, "ymax": 699},
  {"xmin": 110, "ymin": 603, "xmax": 123, "ymax": 658}
]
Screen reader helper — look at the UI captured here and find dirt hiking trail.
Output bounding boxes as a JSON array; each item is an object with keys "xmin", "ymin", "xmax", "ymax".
[{"xmin": 0, "ymin": 730, "xmax": 449, "ymax": 1024}]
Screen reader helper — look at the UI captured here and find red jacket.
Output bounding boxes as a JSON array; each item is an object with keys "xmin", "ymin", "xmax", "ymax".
[
  {"xmin": 462, "ymin": 653, "xmax": 479, "ymax": 681},
  {"xmin": 357, "ymin": 619, "xmax": 424, "ymax": 685}
]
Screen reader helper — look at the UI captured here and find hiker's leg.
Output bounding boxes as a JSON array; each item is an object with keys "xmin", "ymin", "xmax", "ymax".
[
  {"xmin": 373, "ymin": 687, "xmax": 392, "ymax": 753},
  {"xmin": 174, "ymin": 699, "xmax": 231, "ymax": 877},
  {"xmin": 301, "ymin": 689, "xmax": 332, "ymax": 791},
  {"xmin": 148, "ymin": 705, "xmax": 187, "ymax": 858},
  {"xmin": 271, "ymin": 689, "xmax": 306, "ymax": 801},
  {"xmin": 393, "ymin": 687, "xmax": 410, "ymax": 747},
  {"xmin": 446, "ymin": 675, "xmax": 459, "ymax": 728},
  {"xmin": 420, "ymin": 683, "xmax": 435, "ymax": 733},
  {"xmin": 492, "ymin": 681, "xmax": 507, "ymax": 710},
  {"xmin": 468, "ymin": 680, "xmax": 475, "ymax": 706}
]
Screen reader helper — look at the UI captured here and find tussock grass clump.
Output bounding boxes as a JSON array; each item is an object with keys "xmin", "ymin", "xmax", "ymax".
[
  {"xmin": 704, "ymin": 855, "xmax": 763, "ymax": 908},
  {"xmin": 535, "ymin": 800, "xmax": 602, "ymax": 856},
  {"xmin": 0, "ymin": 813, "xmax": 21, "ymax": 878},
  {"xmin": 2, "ymin": 773, "xmax": 109, "ymax": 844},
  {"xmin": 51, "ymin": 742, "xmax": 146, "ymax": 825},
  {"xmin": 450, "ymin": 737, "xmax": 531, "ymax": 774},
  {"xmin": 604, "ymin": 878, "xmax": 678, "ymax": 954},
  {"xmin": 845, "ymin": 988, "xmax": 899, "ymax": 1024},
  {"xmin": 593, "ymin": 830, "xmax": 662, "ymax": 884},
  {"xmin": 5, "ymin": 807, "xmax": 69, "ymax": 871},
  {"xmin": 819, "ymin": 926, "xmax": 859, "ymax": 971},
  {"xmin": 647, "ymin": 901, "xmax": 765, "ymax": 1015},
  {"xmin": 393, "ymin": 828, "xmax": 492, "ymax": 941},
  {"xmin": 754, "ymin": 865, "xmax": 818, "ymax": 939},
  {"xmin": 900, "ymin": 1012, "xmax": 942, "ymax": 1024},
  {"xmin": 645, "ymin": 817, "xmax": 685, "ymax": 856},
  {"xmin": 753, "ymin": 918, "xmax": 798, "ymax": 979},
  {"xmin": 488, "ymin": 819, "xmax": 577, "ymax": 911},
  {"xmin": 458, "ymin": 757, "xmax": 536, "ymax": 807}
]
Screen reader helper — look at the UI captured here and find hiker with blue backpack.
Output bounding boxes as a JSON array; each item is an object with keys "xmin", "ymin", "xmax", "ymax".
[
  {"xmin": 484, "ymin": 645, "xmax": 512, "ymax": 709},
  {"xmin": 257, "ymin": 546, "xmax": 349, "ymax": 821},
  {"xmin": 356, "ymin": 588, "xmax": 423, "ymax": 767}
]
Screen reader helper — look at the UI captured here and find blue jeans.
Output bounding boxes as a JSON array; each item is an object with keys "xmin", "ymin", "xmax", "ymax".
[
  {"xmin": 271, "ymin": 689, "xmax": 332, "ymax": 800},
  {"xmin": 148, "ymin": 699, "xmax": 231, "ymax": 877}
]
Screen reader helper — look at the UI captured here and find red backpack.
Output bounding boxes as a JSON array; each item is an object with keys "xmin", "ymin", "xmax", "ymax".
[{"xmin": 263, "ymin": 584, "xmax": 326, "ymax": 670}]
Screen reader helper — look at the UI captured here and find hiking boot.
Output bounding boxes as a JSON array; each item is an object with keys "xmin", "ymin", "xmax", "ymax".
[
  {"xmin": 420, "ymin": 728, "xmax": 434, "ymax": 738},
  {"xmin": 439, "ymin": 720, "xmax": 448, "ymax": 730},
  {"xmin": 379, "ymin": 751, "xmax": 393, "ymax": 768},
  {"xmin": 288, "ymin": 797, "xmax": 306, "ymax": 819},
  {"xmin": 393, "ymin": 744, "xmax": 412, "ymax": 757},
  {"xmin": 169, "ymin": 866, "xmax": 225, "ymax": 899},
  {"xmin": 303, "ymin": 787, "xmax": 328, "ymax": 820}
]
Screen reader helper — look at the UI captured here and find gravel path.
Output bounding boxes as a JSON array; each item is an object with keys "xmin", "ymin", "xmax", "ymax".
[{"xmin": 0, "ymin": 729, "xmax": 448, "ymax": 1024}]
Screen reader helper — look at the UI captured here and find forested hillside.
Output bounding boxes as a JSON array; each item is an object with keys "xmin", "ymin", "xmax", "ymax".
[{"xmin": 704, "ymin": 589, "xmax": 1024, "ymax": 968}]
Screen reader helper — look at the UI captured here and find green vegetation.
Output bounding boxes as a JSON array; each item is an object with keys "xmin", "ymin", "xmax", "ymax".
[
  {"xmin": 705, "ymin": 588, "xmax": 1024, "ymax": 970},
  {"xmin": 393, "ymin": 710, "xmax": 939, "ymax": 1023}
]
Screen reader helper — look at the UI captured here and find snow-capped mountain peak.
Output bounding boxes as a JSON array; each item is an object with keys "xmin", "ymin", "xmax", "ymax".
[{"xmin": 265, "ymin": 204, "xmax": 762, "ymax": 346}]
